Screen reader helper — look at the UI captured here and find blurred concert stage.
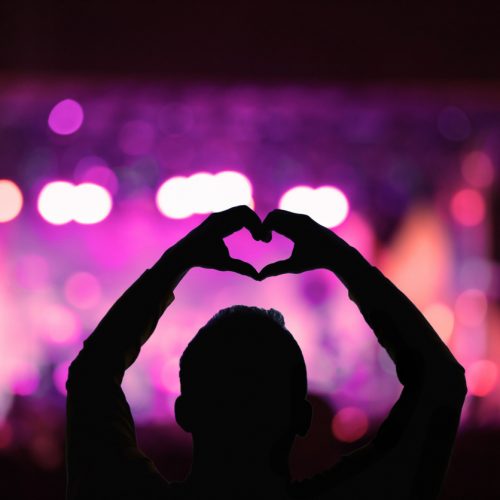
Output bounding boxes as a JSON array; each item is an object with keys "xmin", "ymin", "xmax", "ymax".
[
  {"xmin": 1, "ymin": 78, "xmax": 500, "ymax": 499},
  {"xmin": 2, "ymin": 3, "xmax": 500, "ymax": 498}
]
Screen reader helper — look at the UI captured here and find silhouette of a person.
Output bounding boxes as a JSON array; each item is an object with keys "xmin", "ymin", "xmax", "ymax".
[{"xmin": 66, "ymin": 206, "xmax": 467, "ymax": 499}]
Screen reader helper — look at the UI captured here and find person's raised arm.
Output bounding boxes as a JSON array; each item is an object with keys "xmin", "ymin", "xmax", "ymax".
[
  {"xmin": 66, "ymin": 205, "xmax": 265, "ymax": 500},
  {"xmin": 259, "ymin": 209, "xmax": 467, "ymax": 500}
]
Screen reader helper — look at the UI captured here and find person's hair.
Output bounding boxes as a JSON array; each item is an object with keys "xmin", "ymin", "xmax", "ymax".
[{"xmin": 179, "ymin": 305, "xmax": 307, "ymax": 401}]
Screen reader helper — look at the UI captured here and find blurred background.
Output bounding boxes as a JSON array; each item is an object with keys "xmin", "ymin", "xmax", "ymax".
[{"xmin": 1, "ymin": 2, "xmax": 500, "ymax": 498}]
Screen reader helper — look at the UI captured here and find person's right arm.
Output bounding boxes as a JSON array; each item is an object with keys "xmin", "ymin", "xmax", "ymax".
[
  {"xmin": 259, "ymin": 209, "xmax": 467, "ymax": 499},
  {"xmin": 66, "ymin": 205, "xmax": 264, "ymax": 500}
]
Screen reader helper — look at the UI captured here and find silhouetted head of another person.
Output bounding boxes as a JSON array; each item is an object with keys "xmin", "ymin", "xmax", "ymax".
[{"xmin": 175, "ymin": 305, "xmax": 312, "ymax": 473}]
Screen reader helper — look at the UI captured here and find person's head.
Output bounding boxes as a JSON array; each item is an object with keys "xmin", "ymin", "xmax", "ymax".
[{"xmin": 175, "ymin": 305, "xmax": 311, "ymax": 455}]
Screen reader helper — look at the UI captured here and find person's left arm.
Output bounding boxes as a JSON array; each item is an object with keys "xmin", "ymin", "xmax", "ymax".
[{"xmin": 259, "ymin": 209, "xmax": 466, "ymax": 500}]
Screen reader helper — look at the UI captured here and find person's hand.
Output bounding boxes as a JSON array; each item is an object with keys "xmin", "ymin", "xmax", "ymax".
[
  {"xmin": 258, "ymin": 209, "xmax": 354, "ymax": 279},
  {"xmin": 166, "ymin": 205, "xmax": 267, "ymax": 280}
]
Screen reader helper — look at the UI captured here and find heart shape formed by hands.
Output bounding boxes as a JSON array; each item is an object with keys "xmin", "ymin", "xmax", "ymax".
[
  {"xmin": 217, "ymin": 207, "xmax": 341, "ymax": 280},
  {"xmin": 171, "ymin": 206, "xmax": 342, "ymax": 281},
  {"xmin": 224, "ymin": 229, "xmax": 295, "ymax": 275}
]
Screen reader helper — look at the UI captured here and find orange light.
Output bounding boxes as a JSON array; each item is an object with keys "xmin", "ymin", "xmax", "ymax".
[{"xmin": 423, "ymin": 303, "xmax": 454, "ymax": 344}]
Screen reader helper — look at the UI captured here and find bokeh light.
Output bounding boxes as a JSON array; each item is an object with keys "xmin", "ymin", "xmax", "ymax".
[
  {"xmin": 48, "ymin": 99, "xmax": 84, "ymax": 135},
  {"xmin": 0, "ymin": 179, "xmax": 23, "ymax": 222},
  {"xmin": 331, "ymin": 406, "xmax": 369, "ymax": 442},
  {"xmin": 455, "ymin": 289, "xmax": 488, "ymax": 328},
  {"xmin": 64, "ymin": 272, "xmax": 102, "ymax": 309},
  {"xmin": 378, "ymin": 205, "xmax": 452, "ymax": 307},
  {"xmin": 461, "ymin": 151, "xmax": 495, "ymax": 188},
  {"xmin": 450, "ymin": 188, "xmax": 486, "ymax": 226},
  {"xmin": 278, "ymin": 185, "xmax": 349, "ymax": 227},
  {"xmin": 72, "ymin": 183, "xmax": 113, "ymax": 224},
  {"xmin": 37, "ymin": 181, "xmax": 75, "ymax": 225},
  {"xmin": 156, "ymin": 176, "xmax": 194, "ymax": 219},
  {"xmin": 36, "ymin": 303, "xmax": 81, "ymax": 344},
  {"xmin": 187, "ymin": 172, "xmax": 216, "ymax": 214},
  {"xmin": 37, "ymin": 181, "xmax": 112, "ymax": 225},
  {"xmin": 210, "ymin": 171, "xmax": 254, "ymax": 212},
  {"xmin": 156, "ymin": 171, "xmax": 254, "ymax": 219},
  {"xmin": 74, "ymin": 156, "xmax": 119, "ymax": 195},
  {"xmin": 466, "ymin": 360, "xmax": 498, "ymax": 397},
  {"xmin": 79, "ymin": 166, "xmax": 119, "ymax": 195},
  {"xmin": 423, "ymin": 302, "xmax": 455, "ymax": 344}
]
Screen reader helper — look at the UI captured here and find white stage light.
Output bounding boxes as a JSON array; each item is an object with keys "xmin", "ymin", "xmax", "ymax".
[
  {"xmin": 279, "ymin": 185, "xmax": 349, "ymax": 228},
  {"xmin": 156, "ymin": 176, "xmax": 194, "ymax": 219},
  {"xmin": 211, "ymin": 171, "xmax": 253, "ymax": 212},
  {"xmin": 38, "ymin": 181, "xmax": 113, "ymax": 225},
  {"xmin": 37, "ymin": 181, "xmax": 75, "ymax": 225},
  {"xmin": 189, "ymin": 172, "xmax": 216, "ymax": 214},
  {"xmin": 73, "ymin": 183, "xmax": 113, "ymax": 224},
  {"xmin": 156, "ymin": 171, "xmax": 254, "ymax": 219}
]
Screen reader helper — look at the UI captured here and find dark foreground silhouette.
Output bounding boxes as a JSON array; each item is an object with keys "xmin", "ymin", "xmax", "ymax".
[{"xmin": 66, "ymin": 206, "xmax": 467, "ymax": 499}]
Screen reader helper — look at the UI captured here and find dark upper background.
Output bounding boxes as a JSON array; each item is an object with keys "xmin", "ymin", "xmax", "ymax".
[{"xmin": 1, "ymin": 1, "xmax": 500, "ymax": 82}]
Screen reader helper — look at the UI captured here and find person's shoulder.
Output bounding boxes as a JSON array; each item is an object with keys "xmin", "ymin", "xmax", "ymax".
[
  {"xmin": 288, "ymin": 444, "xmax": 389, "ymax": 500},
  {"xmin": 288, "ymin": 459, "xmax": 350, "ymax": 498}
]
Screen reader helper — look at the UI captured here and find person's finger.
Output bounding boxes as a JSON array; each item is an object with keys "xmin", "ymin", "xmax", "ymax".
[
  {"xmin": 220, "ymin": 257, "xmax": 260, "ymax": 280},
  {"xmin": 215, "ymin": 205, "xmax": 265, "ymax": 241},
  {"xmin": 259, "ymin": 229, "xmax": 272, "ymax": 243},
  {"xmin": 258, "ymin": 258, "xmax": 295, "ymax": 280},
  {"xmin": 262, "ymin": 209, "xmax": 305, "ymax": 240}
]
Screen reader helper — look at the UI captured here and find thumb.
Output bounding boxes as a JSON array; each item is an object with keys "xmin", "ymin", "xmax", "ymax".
[
  {"xmin": 258, "ymin": 259, "xmax": 295, "ymax": 280},
  {"xmin": 220, "ymin": 257, "xmax": 260, "ymax": 280}
]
